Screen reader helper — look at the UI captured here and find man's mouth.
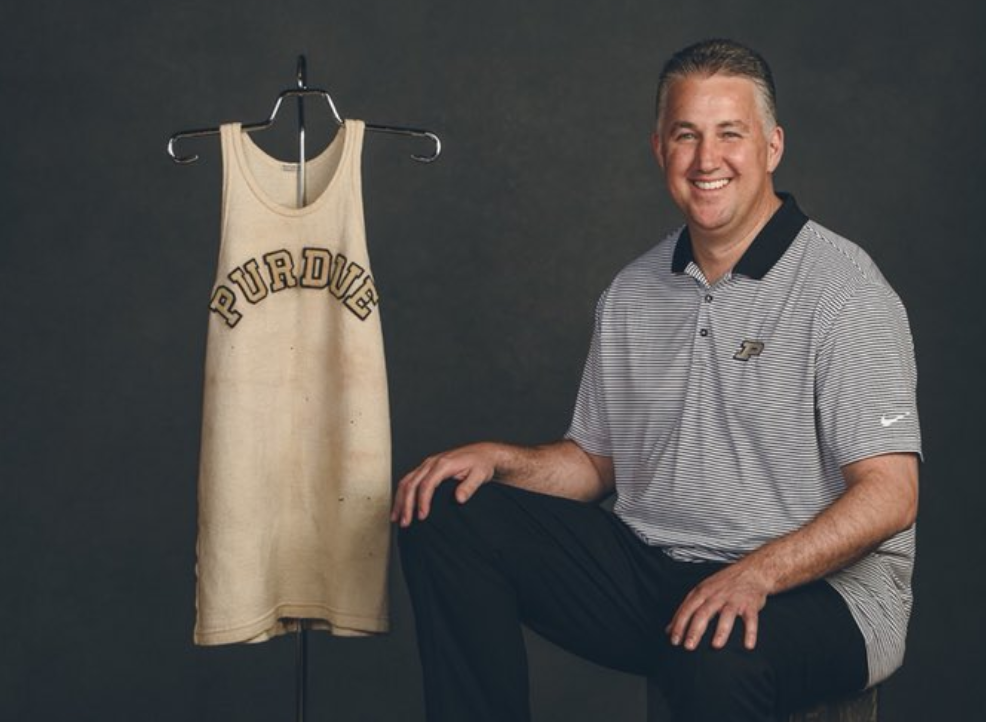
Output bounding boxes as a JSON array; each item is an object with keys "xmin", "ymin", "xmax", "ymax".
[{"xmin": 692, "ymin": 179, "xmax": 731, "ymax": 190}]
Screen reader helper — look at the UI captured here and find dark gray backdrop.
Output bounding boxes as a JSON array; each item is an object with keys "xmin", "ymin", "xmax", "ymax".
[{"xmin": 1, "ymin": 1, "xmax": 982, "ymax": 720}]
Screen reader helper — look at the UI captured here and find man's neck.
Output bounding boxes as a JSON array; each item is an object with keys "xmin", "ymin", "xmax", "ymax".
[{"xmin": 689, "ymin": 193, "xmax": 783, "ymax": 284}]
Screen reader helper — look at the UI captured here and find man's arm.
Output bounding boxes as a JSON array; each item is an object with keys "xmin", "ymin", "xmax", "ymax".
[
  {"xmin": 391, "ymin": 439, "xmax": 615, "ymax": 528},
  {"xmin": 667, "ymin": 452, "xmax": 919, "ymax": 651}
]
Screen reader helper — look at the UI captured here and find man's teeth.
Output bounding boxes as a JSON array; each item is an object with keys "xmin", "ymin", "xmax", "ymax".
[{"xmin": 694, "ymin": 179, "xmax": 730, "ymax": 190}]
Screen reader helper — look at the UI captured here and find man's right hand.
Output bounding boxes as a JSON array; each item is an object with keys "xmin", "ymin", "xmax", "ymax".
[
  {"xmin": 391, "ymin": 442, "xmax": 502, "ymax": 528},
  {"xmin": 391, "ymin": 440, "xmax": 615, "ymax": 527}
]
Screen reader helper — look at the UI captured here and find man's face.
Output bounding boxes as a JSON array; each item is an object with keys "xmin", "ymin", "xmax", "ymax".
[{"xmin": 652, "ymin": 73, "xmax": 784, "ymax": 243}]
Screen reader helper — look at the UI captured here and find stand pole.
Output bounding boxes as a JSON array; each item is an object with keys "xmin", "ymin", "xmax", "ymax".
[
  {"xmin": 295, "ymin": 621, "xmax": 309, "ymax": 722},
  {"xmin": 294, "ymin": 55, "xmax": 310, "ymax": 722}
]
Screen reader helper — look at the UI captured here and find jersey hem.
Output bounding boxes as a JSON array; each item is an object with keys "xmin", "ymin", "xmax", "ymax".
[{"xmin": 194, "ymin": 603, "xmax": 389, "ymax": 646}]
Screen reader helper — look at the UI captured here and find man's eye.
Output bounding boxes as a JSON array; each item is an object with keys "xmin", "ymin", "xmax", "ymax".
[{"xmin": 675, "ymin": 133, "xmax": 696, "ymax": 141}]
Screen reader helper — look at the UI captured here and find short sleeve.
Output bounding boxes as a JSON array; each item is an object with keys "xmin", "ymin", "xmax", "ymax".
[
  {"xmin": 815, "ymin": 282, "xmax": 922, "ymax": 466},
  {"xmin": 566, "ymin": 291, "xmax": 613, "ymax": 456}
]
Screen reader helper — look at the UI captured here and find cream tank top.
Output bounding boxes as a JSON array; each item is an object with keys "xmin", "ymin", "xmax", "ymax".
[{"xmin": 195, "ymin": 120, "xmax": 391, "ymax": 645}]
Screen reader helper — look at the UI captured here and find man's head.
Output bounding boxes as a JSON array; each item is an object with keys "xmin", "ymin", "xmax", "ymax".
[
  {"xmin": 655, "ymin": 39, "xmax": 778, "ymax": 136},
  {"xmin": 651, "ymin": 39, "xmax": 784, "ymax": 247}
]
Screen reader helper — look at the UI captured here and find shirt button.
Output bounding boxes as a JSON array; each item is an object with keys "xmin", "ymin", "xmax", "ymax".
[
  {"xmin": 705, "ymin": 294, "xmax": 714, "ymax": 303},
  {"xmin": 699, "ymin": 329, "xmax": 708, "ymax": 337}
]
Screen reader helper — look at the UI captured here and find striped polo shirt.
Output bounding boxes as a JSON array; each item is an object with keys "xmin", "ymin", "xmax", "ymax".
[{"xmin": 566, "ymin": 194, "xmax": 922, "ymax": 686}]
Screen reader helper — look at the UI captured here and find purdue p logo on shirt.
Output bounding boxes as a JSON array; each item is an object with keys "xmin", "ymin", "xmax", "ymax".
[{"xmin": 733, "ymin": 340, "xmax": 765, "ymax": 361}]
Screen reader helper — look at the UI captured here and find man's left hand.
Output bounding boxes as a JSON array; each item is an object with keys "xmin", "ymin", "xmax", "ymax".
[{"xmin": 666, "ymin": 563, "xmax": 772, "ymax": 651}]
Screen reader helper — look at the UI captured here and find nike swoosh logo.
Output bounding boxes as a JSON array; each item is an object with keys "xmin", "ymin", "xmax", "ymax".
[{"xmin": 880, "ymin": 413, "xmax": 909, "ymax": 427}]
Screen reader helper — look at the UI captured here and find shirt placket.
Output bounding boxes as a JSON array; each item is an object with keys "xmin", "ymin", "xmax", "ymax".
[{"xmin": 686, "ymin": 264, "xmax": 721, "ymax": 365}]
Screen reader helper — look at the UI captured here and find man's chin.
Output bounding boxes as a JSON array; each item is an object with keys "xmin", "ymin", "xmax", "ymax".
[{"xmin": 683, "ymin": 209, "xmax": 732, "ymax": 237}]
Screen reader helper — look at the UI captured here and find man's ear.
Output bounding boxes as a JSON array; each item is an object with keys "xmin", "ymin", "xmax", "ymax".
[
  {"xmin": 651, "ymin": 131, "xmax": 665, "ymax": 170},
  {"xmin": 767, "ymin": 125, "xmax": 784, "ymax": 172}
]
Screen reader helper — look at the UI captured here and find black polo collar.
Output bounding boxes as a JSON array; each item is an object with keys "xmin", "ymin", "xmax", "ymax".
[{"xmin": 671, "ymin": 193, "xmax": 808, "ymax": 280}]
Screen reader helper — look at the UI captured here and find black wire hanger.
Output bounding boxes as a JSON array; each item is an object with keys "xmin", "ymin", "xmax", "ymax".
[{"xmin": 166, "ymin": 55, "xmax": 442, "ymax": 165}]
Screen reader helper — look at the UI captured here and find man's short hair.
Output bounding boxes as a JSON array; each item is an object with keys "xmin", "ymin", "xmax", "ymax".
[{"xmin": 655, "ymin": 38, "xmax": 778, "ymax": 135}]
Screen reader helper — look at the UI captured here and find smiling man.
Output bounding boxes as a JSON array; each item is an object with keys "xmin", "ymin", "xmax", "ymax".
[
  {"xmin": 655, "ymin": 71, "xmax": 784, "ymax": 282},
  {"xmin": 396, "ymin": 39, "xmax": 921, "ymax": 722}
]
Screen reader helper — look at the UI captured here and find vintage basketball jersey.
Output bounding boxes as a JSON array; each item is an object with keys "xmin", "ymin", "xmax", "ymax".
[{"xmin": 194, "ymin": 120, "xmax": 391, "ymax": 645}]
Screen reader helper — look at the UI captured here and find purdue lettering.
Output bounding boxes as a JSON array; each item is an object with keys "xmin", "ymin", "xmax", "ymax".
[
  {"xmin": 328, "ymin": 256, "xmax": 363, "ymax": 299},
  {"xmin": 209, "ymin": 285, "xmax": 243, "ymax": 327},
  {"xmin": 263, "ymin": 249, "xmax": 298, "ymax": 292},
  {"xmin": 228, "ymin": 260, "xmax": 268, "ymax": 303},
  {"xmin": 208, "ymin": 245, "xmax": 380, "ymax": 327},
  {"xmin": 300, "ymin": 247, "xmax": 331, "ymax": 288},
  {"xmin": 344, "ymin": 275, "xmax": 379, "ymax": 320}
]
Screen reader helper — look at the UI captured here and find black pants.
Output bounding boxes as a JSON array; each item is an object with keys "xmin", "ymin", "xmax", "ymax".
[{"xmin": 398, "ymin": 482, "xmax": 868, "ymax": 722}]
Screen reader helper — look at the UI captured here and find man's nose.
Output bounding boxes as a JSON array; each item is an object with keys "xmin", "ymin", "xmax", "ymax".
[{"xmin": 695, "ymin": 138, "xmax": 720, "ymax": 173}]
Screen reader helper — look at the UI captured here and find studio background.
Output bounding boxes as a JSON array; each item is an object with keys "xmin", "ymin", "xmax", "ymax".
[{"xmin": 1, "ymin": 1, "xmax": 982, "ymax": 720}]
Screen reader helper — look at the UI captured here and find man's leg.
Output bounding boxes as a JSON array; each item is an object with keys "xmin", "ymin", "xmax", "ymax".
[
  {"xmin": 398, "ymin": 482, "xmax": 670, "ymax": 722},
  {"xmin": 400, "ymin": 482, "xmax": 867, "ymax": 722},
  {"xmin": 758, "ymin": 579, "xmax": 869, "ymax": 714},
  {"xmin": 652, "ymin": 567, "xmax": 869, "ymax": 722}
]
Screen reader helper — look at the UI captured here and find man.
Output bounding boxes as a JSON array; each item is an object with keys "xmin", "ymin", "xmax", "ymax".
[{"xmin": 394, "ymin": 39, "xmax": 921, "ymax": 722}]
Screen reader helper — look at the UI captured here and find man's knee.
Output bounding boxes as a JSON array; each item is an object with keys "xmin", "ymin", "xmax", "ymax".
[
  {"xmin": 397, "ymin": 480, "xmax": 457, "ymax": 553},
  {"xmin": 397, "ymin": 481, "xmax": 505, "ymax": 557}
]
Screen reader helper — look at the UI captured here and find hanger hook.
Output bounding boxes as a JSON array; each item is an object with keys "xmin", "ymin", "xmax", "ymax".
[
  {"xmin": 411, "ymin": 132, "xmax": 442, "ymax": 163},
  {"xmin": 167, "ymin": 133, "xmax": 199, "ymax": 164}
]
